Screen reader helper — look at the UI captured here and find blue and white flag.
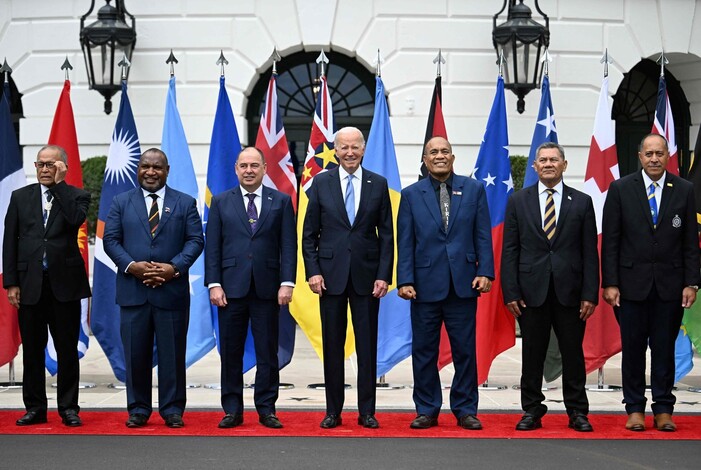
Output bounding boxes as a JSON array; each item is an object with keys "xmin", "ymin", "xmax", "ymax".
[
  {"xmin": 523, "ymin": 75, "xmax": 558, "ymax": 188},
  {"xmin": 161, "ymin": 76, "xmax": 216, "ymax": 367},
  {"xmin": 91, "ymin": 81, "xmax": 141, "ymax": 382}
]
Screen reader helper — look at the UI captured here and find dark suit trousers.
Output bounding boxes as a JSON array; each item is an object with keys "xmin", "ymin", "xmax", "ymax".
[
  {"xmin": 218, "ymin": 288, "xmax": 279, "ymax": 416},
  {"xmin": 18, "ymin": 273, "xmax": 81, "ymax": 415},
  {"xmin": 616, "ymin": 288, "xmax": 683, "ymax": 415},
  {"xmin": 120, "ymin": 304, "xmax": 189, "ymax": 419},
  {"xmin": 518, "ymin": 279, "xmax": 588, "ymax": 417},
  {"xmin": 411, "ymin": 287, "xmax": 478, "ymax": 418},
  {"xmin": 320, "ymin": 279, "xmax": 379, "ymax": 416}
]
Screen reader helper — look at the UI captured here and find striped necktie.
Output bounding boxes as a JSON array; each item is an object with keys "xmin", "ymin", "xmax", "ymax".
[
  {"xmin": 148, "ymin": 194, "xmax": 159, "ymax": 238},
  {"xmin": 345, "ymin": 174, "xmax": 355, "ymax": 225},
  {"xmin": 543, "ymin": 188, "xmax": 556, "ymax": 240},
  {"xmin": 648, "ymin": 182, "xmax": 659, "ymax": 228}
]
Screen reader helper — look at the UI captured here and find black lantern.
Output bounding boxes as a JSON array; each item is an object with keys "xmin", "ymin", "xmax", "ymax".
[
  {"xmin": 80, "ymin": 0, "xmax": 136, "ymax": 114},
  {"xmin": 492, "ymin": 0, "xmax": 549, "ymax": 114}
]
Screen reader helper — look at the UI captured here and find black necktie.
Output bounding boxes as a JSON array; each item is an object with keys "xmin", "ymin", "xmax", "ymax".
[{"xmin": 148, "ymin": 194, "xmax": 159, "ymax": 238}]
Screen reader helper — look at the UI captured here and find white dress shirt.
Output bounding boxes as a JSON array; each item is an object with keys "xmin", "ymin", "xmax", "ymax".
[
  {"xmin": 641, "ymin": 170, "xmax": 665, "ymax": 211},
  {"xmin": 537, "ymin": 180, "xmax": 564, "ymax": 229},
  {"xmin": 338, "ymin": 165, "xmax": 362, "ymax": 217}
]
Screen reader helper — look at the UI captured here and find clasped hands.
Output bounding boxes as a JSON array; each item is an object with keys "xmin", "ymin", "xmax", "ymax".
[{"xmin": 128, "ymin": 261, "xmax": 177, "ymax": 288}]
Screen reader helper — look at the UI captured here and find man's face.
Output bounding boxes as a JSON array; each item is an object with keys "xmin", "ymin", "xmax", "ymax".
[
  {"xmin": 137, "ymin": 151, "xmax": 169, "ymax": 192},
  {"xmin": 533, "ymin": 147, "xmax": 567, "ymax": 187},
  {"xmin": 235, "ymin": 148, "xmax": 266, "ymax": 192},
  {"xmin": 335, "ymin": 130, "xmax": 364, "ymax": 174},
  {"xmin": 638, "ymin": 135, "xmax": 669, "ymax": 181},
  {"xmin": 423, "ymin": 137, "xmax": 455, "ymax": 180},
  {"xmin": 35, "ymin": 148, "xmax": 61, "ymax": 187}
]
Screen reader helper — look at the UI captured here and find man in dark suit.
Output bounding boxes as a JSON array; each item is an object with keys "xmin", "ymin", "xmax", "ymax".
[
  {"xmin": 205, "ymin": 147, "xmax": 296, "ymax": 429},
  {"xmin": 302, "ymin": 126, "xmax": 394, "ymax": 429},
  {"xmin": 501, "ymin": 142, "xmax": 599, "ymax": 432},
  {"xmin": 103, "ymin": 148, "xmax": 204, "ymax": 429},
  {"xmin": 397, "ymin": 136, "xmax": 493, "ymax": 431},
  {"xmin": 3, "ymin": 145, "xmax": 91, "ymax": 427},
  {"xmin": 602, "ymin": 133, "xmax": 700, "ymax": 432}
]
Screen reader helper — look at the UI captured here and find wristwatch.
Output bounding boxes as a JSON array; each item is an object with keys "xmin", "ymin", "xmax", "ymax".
[
  {"xmin": 687, "ymin": 285, "xmax": 699, "ymax": 292},
  {"xmin": 170, "ymin": 263, "xmax": 181, "ymax": 279}
]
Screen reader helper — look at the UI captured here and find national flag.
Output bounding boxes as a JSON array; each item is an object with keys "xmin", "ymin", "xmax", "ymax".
[
  {"xmin": 0, "ymin": 80, "xmax": 26, "ymax": 367},
  {"xmin": 255, "ymin": 72, "xmax": 297, "ymax": 370},
  {"xmin": 363, "ymin": 76, "xmax": 410, "ymax": 377},
  {"xmin": 651, "ymin": 75, "xmax": 679, "ymax": 175},
  {"xmin": 290, "ymin": 75, "xmax": 355, "ymax": 359},
  {"xmin": 523, "ymin": 75, "xmax": 558, "ymax": 188},
  {"xmin": 674, "ymin": 327, "xmax": 693, "ymax": 383},
  {"xmin": 471, "ymin": 75, "xmax": 516, "ymax": 384},
  {"xmin": 683, "ymin": 126, "xmax": 701, "ymax": 352},
  {"xmin": 419, "ymin": 76, "xmax": 447, "ymax": 179},
  {"xmin": 202, "ymin": 75, "xmax": 247, "ymax": 369},
  {"xmin": 44, "ymin": 79, "xmax": 90, "ymax": 375},
  {"xmin": 582, "ymin": 75, "xmax": 622, "ymax": 374},
  {"xmin": 91, "ymin": 81, "xmax": 141, "ymax": 382},
  {"xmin": 161, "ymin": 76, "xmax": 216, "ymax": 368}
]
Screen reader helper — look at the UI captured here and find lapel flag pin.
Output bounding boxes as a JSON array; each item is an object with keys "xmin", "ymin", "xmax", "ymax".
[{"xmin": 164, "ymin": 207, "xmax": 171, "ymax": 213}]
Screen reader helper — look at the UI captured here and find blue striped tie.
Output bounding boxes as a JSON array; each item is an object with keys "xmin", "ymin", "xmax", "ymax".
[{"xmin": 648, "ymin": 182, "xmax": 658, "ymax": 228}]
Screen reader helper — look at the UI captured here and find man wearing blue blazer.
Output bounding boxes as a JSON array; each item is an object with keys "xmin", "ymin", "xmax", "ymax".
[
  {"xmin": 205, "ymin": 147, "xmax": 297, "ymax": 429},
  {"xmin": 104, "ymin": 148, "xmax": 204, "ymax": 429},
  {"xmin": 303, "ymin": 127, "xmax": 394, "ymax": 429},
  {"xmin": 398, "ymin": 136, "xmax": 494, "ymax": 431}
]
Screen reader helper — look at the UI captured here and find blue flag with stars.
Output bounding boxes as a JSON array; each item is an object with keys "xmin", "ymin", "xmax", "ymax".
[{"xmin": 524, "ymin": 75, "xmax": 558, "ymax": 188}]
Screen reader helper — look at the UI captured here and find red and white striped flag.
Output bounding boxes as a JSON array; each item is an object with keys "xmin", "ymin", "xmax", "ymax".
[
  {"xmin": 652, "ymin": 75, "xmax": 678, "ymax": 175},
  {"xmin": 581, "ymin": 76, "xmax": 622, "ymax": 372}
]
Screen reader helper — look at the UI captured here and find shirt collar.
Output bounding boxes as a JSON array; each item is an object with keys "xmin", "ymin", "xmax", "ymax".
[
  {"xmin": 642, "ymin": 170, "xmax": 666, "ymax": 189},
  {"xmin": 40, "ymin": 184, "xmax": 52, "ymax": 195},
  {"xmin": 339, "ymin": 165, "xmax": 362, "ymax": 181},
  {"xmin": 429, "ymin": 173, "xmax": 454, "ymax": 191},
  {"xmin": 142, "ymin": 186, "xmax": 166, "ymax": 200},
  {"xmin": 244, "ymin": 185, "xmax": 264, "ymax": 198},
  {"xmin": 538, "ymin": 180, "xmax": 564, "ymax": 195}
]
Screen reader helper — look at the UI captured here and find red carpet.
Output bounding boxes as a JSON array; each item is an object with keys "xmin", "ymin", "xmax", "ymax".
[{"xmin": 1, "ymin": 410, "xmax": 700, "ymax": 439}]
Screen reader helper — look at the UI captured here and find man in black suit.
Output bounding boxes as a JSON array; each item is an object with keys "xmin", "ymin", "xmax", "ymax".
[
  {"xmin": 602, "ymin": 133, "xmax": 700, "ymax": 432},
  {"xmin": 501, "ymin": 142, "xmax": 599, "ymax": 432},
  {"xmin": 104, "ymin": 148, "xmax": 204, "ymax": 429},
  {"xmin": 302, "ymin": 126, "xmax": 394, "ymax": 429},
  {"xmin": 205, "ymin": 147, "xmax": 297, "ymax": 429},
  {"xmin": 3, "ymin": 145, "xmax": 91, "ymax": 427}
]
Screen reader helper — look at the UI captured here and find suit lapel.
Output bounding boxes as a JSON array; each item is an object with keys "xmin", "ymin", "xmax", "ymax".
[
  {"xmin": 327, "ymin": 169, "xmax": 351, "ymax": 228},
  {"xmin": 155, "ymin": 186, "xmax": 178, "ymax": 238},
  {"xmin": 631, "ymin": 173, "xmax": 655, "ymax": 229},
  {"xmin": 129, "ymin": 189, "xmax": 152, "ymax": 237},
  {"xmin": 355, "ymin": 169, "xmax": 372, "ymax": 225},
  {"xmin": 231, "ymin": 186, "xmax": 253, "ymax": 235},
  {"xmin": 420, "ymin": 178, "xmax": 444, "ymax": 231},
  {"xmin": 551, "ymin": 184, "xmax": 573, "ymax": 244},
  {"xmin": 446, "ymin": 176, "xmax": 464, "ymax": 234},
  {"xmin": 525, "ymin": 186, "xmax": 547, "ymax": 243},
  {"xmin": 657, "ymin": 174, "xmax": 675, "ymax": 225},
  {"xmin": 256, "ymin": 186, "xmax": 274, "ymax": 233}
]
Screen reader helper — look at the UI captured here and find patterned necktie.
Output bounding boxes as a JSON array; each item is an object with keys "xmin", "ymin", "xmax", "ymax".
[
  {"xmin": 439, "ymin": 182, "xmax": 450, "ymax": 231},
  {"xmin": 648, "ymin": 182, "xmax": 658, "ymax": 228},
  {"xmin": 345, "ymin": 174, "xmax": 355, "ymax": 225},
  {"xmin": 543, "ymin": 188, "xmax": 556, "ymax": 240},
  {"xmin": 148, "ymin": 194, "xmax": 159, "ymax": 238},
  {"xmin": 246, "ymin": 193, "xmax": 258, "ymax": 232},
  {"xmin": 43, "ymin": 190, "xmax": 53, "ymax": 227}
]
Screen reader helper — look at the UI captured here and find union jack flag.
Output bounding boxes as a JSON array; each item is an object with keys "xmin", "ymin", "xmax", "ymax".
[
  {"xmin": 652, "ymin": 75, "xmax": 679, "ymax": 175},
  {"xmin": 300, "ymin": 75, "xmax": 337, "ymax": 190},
  {"xmin": 257, "ymin": 73, "xmax": 298, "ymax": 210}
]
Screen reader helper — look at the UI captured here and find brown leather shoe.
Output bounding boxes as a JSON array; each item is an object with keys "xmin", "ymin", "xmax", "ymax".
[
  {"xmin": 625, "ymin": 412, "xmax": 645, "ymax": 432},
  {"xmin": 653, "ymin": 413, "xmax": 676, "ymax": 432}
]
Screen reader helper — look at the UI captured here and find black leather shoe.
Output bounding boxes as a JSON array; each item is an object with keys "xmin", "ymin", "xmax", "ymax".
[
  {"xmin": 568, "ymin": 413, "xmax": 593, "ymax": 432},
  {"xmin": 16, "ymin": 411, "xmax": 47, "ymax": 426},
  {"xmin": 259, "ymin": 414, "xmax": 283, "ymax": 429},
  {"xmin": 125, "ymin": 413, "xmax": 149, "ymax": 428},
  {"xmin": 410, "ymin": 414, "xmax": 438, "ymax": 429},
  {"xmin": 358, "ymin": 414, "xmax": 379, "ymax": 428},
  {"xmin": 515, "ymin": 413, "xmax": 542, "ymax": 431},
  {"xmin": 457, "ymin": 414, "xmax": 483, "ymax": 430},
  {"xmin": 320, "ymin": 414, "xmax": 342, "ymax": 429},
  {"xmin": 61, "ymin": 410, "xmax": 82, "ymax": 427},
  {"xmin": 165, "ymin": 414, "xmax": 184, "ymax": 428},
  {"xmin": 218, "ymin": 414, "xmax": 243, "ymax": 428}
]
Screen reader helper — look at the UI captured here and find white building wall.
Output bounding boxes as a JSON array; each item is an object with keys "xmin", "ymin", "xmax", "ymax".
[{"xmin": 1, "ymin": 0, "xmax": 700, "ymax": 194}]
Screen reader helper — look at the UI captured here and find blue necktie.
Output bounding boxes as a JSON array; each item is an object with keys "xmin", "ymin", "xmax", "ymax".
[
  {"xmin": 648, "ymin": 182, "xmax": 658, "ymax": 228},
  {"xmin": 246, "ymin": 193, "xmax": 258, "ymax": 232},
  {"xmin": 345, "ymin": 174, "xmax": 355, "ymax": 225}
]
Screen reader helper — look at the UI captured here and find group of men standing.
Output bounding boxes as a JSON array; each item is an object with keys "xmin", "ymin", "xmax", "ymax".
[{"xmin": 4, "ymin": 130, "xmax": 698, "ymax": 433}]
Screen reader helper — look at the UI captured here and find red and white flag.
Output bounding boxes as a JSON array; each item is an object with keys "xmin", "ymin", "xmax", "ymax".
[
  {"xmin": 581, "ymin": 76, "xmax": 621, "ymax": 372},
  {"xmin": 652, "ymin": 75, "xmax": 678, "ymax": 175}
]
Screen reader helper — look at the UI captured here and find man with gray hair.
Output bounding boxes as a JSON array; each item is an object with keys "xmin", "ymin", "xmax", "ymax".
[{"xmin": 3, "ymin": 145, "xmax": 91, "ymax": 427}]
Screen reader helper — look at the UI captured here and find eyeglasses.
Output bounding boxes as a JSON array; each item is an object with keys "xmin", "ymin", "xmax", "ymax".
[{"xmin": 35, "ymin": 162, "xmax": 56, "ymax": 169}]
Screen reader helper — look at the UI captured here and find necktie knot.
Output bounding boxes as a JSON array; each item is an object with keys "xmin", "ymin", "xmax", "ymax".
[
  {"xmin": 45, "ymin": 190, "xmax": 53, "ymax": 203},
  {"xmin": 246, "ymin": 193, "xmax": 256, "ymax": 203}
]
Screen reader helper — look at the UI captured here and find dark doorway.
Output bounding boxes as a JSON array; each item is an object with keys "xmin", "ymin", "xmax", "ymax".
[{"xmin": 612, "ymin": 59, "xmax": 690, "ymax": 177}]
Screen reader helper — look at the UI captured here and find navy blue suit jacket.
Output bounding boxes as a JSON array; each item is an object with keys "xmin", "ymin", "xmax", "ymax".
[
  {"xmin": 397, "ymin": 174, "xmax": 494, "ymax": 302},
  {"xmin": 103, "ymin": 185, "xmax": 204, "ymax": 310},
  {"xmin": 204, "ymin": 185, "xmax": 297, "ymax": 300}
]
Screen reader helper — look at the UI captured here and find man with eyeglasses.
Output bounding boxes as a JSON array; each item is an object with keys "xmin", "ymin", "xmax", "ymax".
[{"xmin": 3, "ymin": 145, "xmax": 91, "ymax": 427}]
